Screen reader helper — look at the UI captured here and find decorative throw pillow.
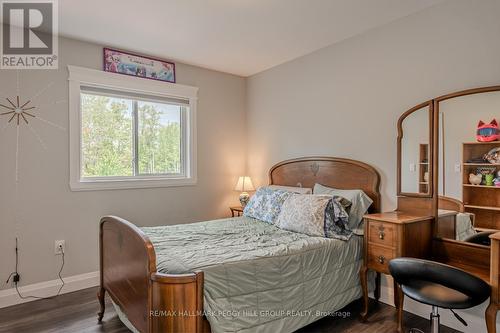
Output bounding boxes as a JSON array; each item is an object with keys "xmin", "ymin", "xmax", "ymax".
[
  {"xmin": 243, "ymin": 187, "xmax": 293, "ymax": 224},
  {"xmin": 313, "ymin": 184, "xmax": 373, "ymax": 232},
  {"xmin": 324, "ymin": 197, "xmax": 353, "ymax": 240},
  {"xmin": 275, "ymin": 194, "xmax": 331, "ymax": 237}
]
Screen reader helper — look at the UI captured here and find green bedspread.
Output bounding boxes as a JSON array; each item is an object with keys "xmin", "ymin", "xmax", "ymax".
[{"xmin": 138, "ymin": 216, "xmax": 366, "ymax": 333}]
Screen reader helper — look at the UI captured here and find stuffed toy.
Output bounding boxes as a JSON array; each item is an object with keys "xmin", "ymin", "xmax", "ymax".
[
  {"xmin": 469, "ymin": 173, "xmax": 482, "ymax": 185},
  {"xmin": 477, "ymin": 119, "xmax": 500, "ymax": 142}
]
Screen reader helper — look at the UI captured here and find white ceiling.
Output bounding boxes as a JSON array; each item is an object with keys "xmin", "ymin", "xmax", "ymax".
[{"xmin": 58, "ymin": 0, "xmax": 443, "ymax": 77}]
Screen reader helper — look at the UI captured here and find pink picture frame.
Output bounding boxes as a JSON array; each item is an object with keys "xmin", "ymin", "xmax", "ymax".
[{"xmin": 103, "ymin": 48, "xmax": 176, "ymax": 83}]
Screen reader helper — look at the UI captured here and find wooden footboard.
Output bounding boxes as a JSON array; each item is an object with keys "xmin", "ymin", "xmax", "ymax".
[{"xmin": 99, "ymin": 216, "xmax": 209, "ymax": 333}]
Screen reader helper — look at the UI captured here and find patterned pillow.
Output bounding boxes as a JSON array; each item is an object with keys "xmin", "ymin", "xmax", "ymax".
[
  {"xmin": 324, "ymin": 196, "xmax": 353, "ymax": 240},
  {"xmin": 243, "ymin": 187, "xmax": 293, "ymax": 224},
  {"xmin": 333, "ymin": 195, "xmax": 352, "ymax": 211},
  {"xmin": 275, "ymin": 194, "xmax": 331, "ymax": 237},
  {"xmin": 313, "ymin": 183, "xmax": 373, "ymax": 232}
]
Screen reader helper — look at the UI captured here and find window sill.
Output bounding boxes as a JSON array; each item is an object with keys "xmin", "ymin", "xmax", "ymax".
[{"xmin": 69, "ymin": 176, "xmax": 197, "ymax": 191}]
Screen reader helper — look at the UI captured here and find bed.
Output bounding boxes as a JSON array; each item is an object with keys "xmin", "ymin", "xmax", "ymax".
[{"xmin": 97, "ymin": 156, "xmax": 381, "ymax": 333}]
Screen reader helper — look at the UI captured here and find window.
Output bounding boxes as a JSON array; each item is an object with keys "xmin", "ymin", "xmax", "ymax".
[
  {"xmin": 80, "ymin": 88, "xmax": 185, "ymax": 178},
  {"xmin": 68, "ymin": 66, "xmax": 197, "ymax": 190}
]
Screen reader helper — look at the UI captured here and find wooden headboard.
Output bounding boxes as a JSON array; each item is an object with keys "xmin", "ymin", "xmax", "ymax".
[{"xmin": 269, "ymin": 156, "xmax": 381, "ymax": 213}]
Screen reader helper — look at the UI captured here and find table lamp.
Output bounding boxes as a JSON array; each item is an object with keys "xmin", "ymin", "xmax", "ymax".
[{"xmin": 234, "ymin": 176, "xmax": 255, "ymax": 207}]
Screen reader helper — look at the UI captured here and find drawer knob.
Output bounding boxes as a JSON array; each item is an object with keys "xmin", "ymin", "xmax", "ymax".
[
  {"xmin": 378, "ymin": 255, "xmax": 385, "ymax": 264},
  {"xmin": 378, "ymin": 231, "xmax": 385, "ymax": 240}
]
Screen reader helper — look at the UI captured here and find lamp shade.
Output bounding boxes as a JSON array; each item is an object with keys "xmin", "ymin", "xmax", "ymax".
[{"xmin": 234, "ymin": 176, "xmax": 255, "ymax": 192}]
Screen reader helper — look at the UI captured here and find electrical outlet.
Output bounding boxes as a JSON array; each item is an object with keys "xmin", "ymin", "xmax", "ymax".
[
  {"xmin": 409, "ymin": 163, "xmax": 416, "ymax": 172},
  {"xmin": 54, "ymin": 240, "xmax": 65, "ymax": 255},
  {"xmin": 454, "ymin": 163, "xmax": 461, "ymax": 173}
]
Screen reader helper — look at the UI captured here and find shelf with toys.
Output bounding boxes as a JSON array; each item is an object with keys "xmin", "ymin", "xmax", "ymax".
[{"xmin": 463, "ymin": 139, "xmax": 500, "ymax": 229}]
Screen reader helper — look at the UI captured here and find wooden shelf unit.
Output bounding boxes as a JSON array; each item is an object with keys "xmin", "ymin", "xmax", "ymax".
[
  {"xmin": 462, "ymin": 142, "xmax": 500, "ymax": 229},
  {"xmin": 419, "ymin": 144, "xmax": 429, "ymax": 194}
]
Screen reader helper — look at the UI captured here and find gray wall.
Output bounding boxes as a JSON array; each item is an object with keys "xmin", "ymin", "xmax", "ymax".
[
  {"xmin": 2, "ymin": 0, "xmax": 500, "ymax": 329},
  {"xmin": 0, "ymin": 37, "xmax": 247, "ymax": 287},
  {"xmin": 245, "ymin": 0, "xmax": 500, "ymax": 330},
  {"xmin": 247, "ymin": 0, "xmax": 500, "ymax": 212}
]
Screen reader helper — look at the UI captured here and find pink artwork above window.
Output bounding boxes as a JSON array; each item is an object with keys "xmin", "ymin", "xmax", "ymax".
[{"xmin": 103, "ymin": 48, "xmax": 175, "ymax": 83}]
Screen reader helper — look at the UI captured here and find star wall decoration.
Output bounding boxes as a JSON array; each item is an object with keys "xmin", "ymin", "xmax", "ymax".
[
  {"xmin": 0, "ymin": 96, "xmax": 36, "ymax": 126},
  {"xmin": 0, "ymin": 71, "xmax": 66, "ymax": 182}
]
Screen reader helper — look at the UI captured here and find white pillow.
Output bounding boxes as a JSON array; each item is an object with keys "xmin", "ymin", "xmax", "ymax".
[
  {"xmin": 275, "ymin": 194, "xmax": 330, "ymax": 237},
  {"xmin": 267, "ymin": 185, "xmax": 312, "ymax": 194},
  {"xmin": 313, "ymin": 183, "xmax": 373, "ymax": 232}
]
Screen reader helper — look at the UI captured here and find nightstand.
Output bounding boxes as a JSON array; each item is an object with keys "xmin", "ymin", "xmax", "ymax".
[
  {"xmin": 360, "ymin": 211, "xmax": 433, "ymax": 331},
  {"xmin": 230, "ymin": 206, "xmax": 243, "ymax": 217}
]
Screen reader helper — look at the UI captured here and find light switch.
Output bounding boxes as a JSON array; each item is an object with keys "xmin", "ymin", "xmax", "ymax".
[
  {"xmin": 454, "ymin": 163, "xmax": 461, "ymax": 173},
  {"xmin": 409, "ymin": 163, "xmax": 416, "ymax": 172}
]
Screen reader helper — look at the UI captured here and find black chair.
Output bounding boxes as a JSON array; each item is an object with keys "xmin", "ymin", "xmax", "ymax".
[
  {"xmin": 464, "ymin": 231, "xmax": 496, "ymax": 246},
  {"xmin": 389, "ymin": 258, "xmax": 490, "ymax": 333}
]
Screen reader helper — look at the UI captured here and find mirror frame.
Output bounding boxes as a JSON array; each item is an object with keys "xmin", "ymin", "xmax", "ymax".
[
  {"xmin": 395, "ymin": 85, "xmax": 500, "ymax": 293},
  {"xmin": 397, "ymin": 100, "xmax": 435, "ymax": 197}
]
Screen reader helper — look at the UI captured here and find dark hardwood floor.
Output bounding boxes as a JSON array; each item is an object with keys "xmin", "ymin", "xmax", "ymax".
[{"xmin": 0, "ymin": 287, "xmax": 459, "ymax": 333}]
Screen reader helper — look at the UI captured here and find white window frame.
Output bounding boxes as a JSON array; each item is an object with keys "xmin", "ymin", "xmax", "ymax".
[{"xmin": 68, "ymin": 65, "xmax": 198, "ymax": 191}]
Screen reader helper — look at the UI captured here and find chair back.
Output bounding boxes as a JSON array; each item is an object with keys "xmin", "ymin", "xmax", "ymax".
[{"xmin": 389, "ymin": 257, "xmax": 490, "ymax": 302}]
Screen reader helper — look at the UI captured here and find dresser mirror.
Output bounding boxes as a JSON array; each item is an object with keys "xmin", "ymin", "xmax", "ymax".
[
  {"xmin": 435, "ymin": 88, "xmax": 500, "ymax": 244},
  {"xmin": 396, "ymin": 87, "xmax": 500, "ymax": 330},
  {"xmin": 398, "ymin": 102, "xmax": 433, "ymax": 197}
]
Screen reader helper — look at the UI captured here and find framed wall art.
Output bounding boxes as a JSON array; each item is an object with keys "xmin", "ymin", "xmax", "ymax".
[{"xmin": 103, "ymin": 48, "xmax": 175, "ymax": 83}]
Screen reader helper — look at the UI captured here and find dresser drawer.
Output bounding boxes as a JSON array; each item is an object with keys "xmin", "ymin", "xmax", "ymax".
[
  {"xmin": 367, "ymin": 244, "xmax": 395, "ymax": 274},
  {"xmin": 368, "ymin": 220, "xmax": 396, "ymax": 247}
]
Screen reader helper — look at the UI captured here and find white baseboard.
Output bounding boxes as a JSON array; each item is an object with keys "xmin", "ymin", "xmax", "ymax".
[
  {"xmin": 0, "ymin": 271, "xmax": 99, "ymax": 309},
  {"xmin": 375, "ymin": 282, "xmax": 498, "ymax": 333}
]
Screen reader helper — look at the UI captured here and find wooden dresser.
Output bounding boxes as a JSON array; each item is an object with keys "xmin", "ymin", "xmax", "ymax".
[
  {"xmin": 360, "ymin": 211, "xmax": 433, "ymax": 332},
  {"xmin": 390, "ymin": 86, "xmax": 500, "ymax": 332}
]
